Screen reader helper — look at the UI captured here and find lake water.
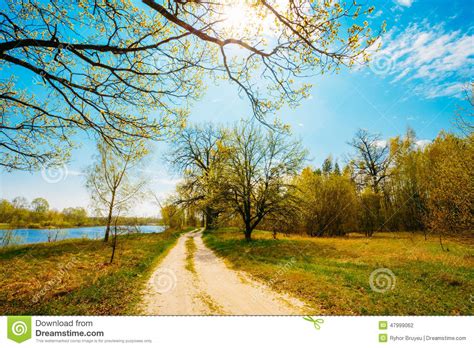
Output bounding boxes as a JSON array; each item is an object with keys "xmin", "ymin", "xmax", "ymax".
[{"xmin": 0, "ymin": 225, "xmax": 166, "ymax": 247}]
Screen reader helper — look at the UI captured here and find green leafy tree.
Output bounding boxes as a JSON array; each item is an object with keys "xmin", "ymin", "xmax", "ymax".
[
  {"xmin": 421, "ymin": 132, "xmax": 474, "ymax": 240},
  {"xmin": 62, "ymin": 207, "xmax": 88, "ymax": 226},
  {"xmin": 322, "ymin": 156, "xmax": 333, "ymax": 175},
  {"xmin": 222, "ymin": 121, "xmax": 307, "ymax": 241},
  {"xmin": 166, "ymin": 123, "xmax": 227, "ymax": 229},
  {"xmin": 387, "ymin": 129, "xmax": 426, "ymax": 232},
  {"xmin": 31, "ymin": 197, "xmax": 49, "ymax": 213},
  {"xmin": 358, "ymin": 188, "xmax": 383, "ymax": 237},
  {"xmin": 160, "ymin": 200, "xmax": 186, "ymax": 230},
  {"xmin": 1, "ymin": 0, "xmax": 382, "ymax": 170},
  {"xmin": 86, "ymin": 141, "xmax": 148, "ymax": 242},
  {"xmin": 0, "ymin": 199, "xmax": 15, "ymax": 222},
  {"xmin": 295, "ymin": 167, "xmax": 358, "ymax": 236}
]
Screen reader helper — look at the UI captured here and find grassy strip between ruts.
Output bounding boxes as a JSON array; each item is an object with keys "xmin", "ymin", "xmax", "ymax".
[
  {"xmin": 203, "ymin": 228, "xmax": 474, "ymax": 315},
  {"xmin": 185, "ymin": 235, "xmax": 197, "ymax": 274},
  {"xmin": 0, "ymin": 227, "xmax": 195, "ymax": 315}
]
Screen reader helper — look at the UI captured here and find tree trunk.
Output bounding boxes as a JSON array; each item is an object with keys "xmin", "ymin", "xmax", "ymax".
[
  {"xmin": 104, "ymin": 191, "xmax": 116, "ymax": 242},
  {"xmin": 204, "ymin": 206, "xmax": 218, "ymax": 230},
  {"xmin": 110, "ymin": 225, "xmax": 118, "ymax": 264},
  {"xmin": 439, "ymin": 233, "xmax": 447, "ymax": 252},
  {"xmin": 244, "ymin": 228, "xmax": 252, "ymax": 241},
  {"xmin": 104, "ymin": 207, "xmax": 113, "ymax": 242}
]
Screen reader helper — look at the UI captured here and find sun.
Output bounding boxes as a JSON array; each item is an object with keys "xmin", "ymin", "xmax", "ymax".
[
  {"xmin": 216, "ymin": 1, "xmax": 290, "ymax": 38},
  {"xmin": 219, "ymin": 3, "xmax": 255, "ymax": 36}
]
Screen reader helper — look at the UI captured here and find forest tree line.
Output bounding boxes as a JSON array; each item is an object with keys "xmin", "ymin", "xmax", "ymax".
[
  {"xmin": 162, "ymin": 121, "xmax": 473, "ymax": 241},
  {"xmin": 0, "ymin": 197, "xmax": 160, "ymax": 229}
]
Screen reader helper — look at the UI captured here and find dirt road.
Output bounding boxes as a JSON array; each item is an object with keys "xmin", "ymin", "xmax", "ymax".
[{"xmin": 141, "ymin": 228, "xmax": 307, "ymax": 315}]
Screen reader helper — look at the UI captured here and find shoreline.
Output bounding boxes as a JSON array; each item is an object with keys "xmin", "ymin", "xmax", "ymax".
[
  {"xmin": 0, "ymin": 223, "xmax": 164, "ymax": 230},
  {"xmin": 0, "ymin": 225, "xmax": 169, "ymax": 248}
]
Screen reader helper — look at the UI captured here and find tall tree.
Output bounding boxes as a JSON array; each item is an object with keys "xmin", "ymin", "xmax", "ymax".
[
  {"xmin": 322, "ymin": 156, "xmax": 333, "ymax": 175},
  {"xmin": 348, "ymin": 129, "xmax": 392, "ymax": 193},
  {"xmin": 31, "ymin": 197, "xmax": 49, "ymax": 213},
  {"xmin": 223, "ymin": 121, "xmax": 307, "ymax": 241},
  {"xmin": 86, "ymin": 141, "xmax": 148, "ymax": 242},
  {"xmin": 1, "ymin": 0, "xmax": 382, "ymax": 170},
  {"xmin": 347, "ymin": 129, "xmax": 393, "ymax": 236},
  {"xmin": 0, "ymin": 199, "xmax": 15, "ymax": 222},
  {"xmin": 388, "ymin": 128, "xmax": 426, "ymax": 231},
  {"xmin": 11, "ymin": 196, "xmax": 29, "ymax": 209},
  {"xmin": 421, "ymin": 132, "xmax": 474, "ymax": 239},
  {"xmin": 160, "ymin": 198, "xmax": 186, "ymax": 230},
  {"xmin": 166, "ymin": 123, "xmax": 226, "ymax": 229}
]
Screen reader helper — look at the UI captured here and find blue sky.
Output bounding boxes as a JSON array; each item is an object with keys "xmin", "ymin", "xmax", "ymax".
[{"xmin": 1, "ymin": 0, "xmax": 473, "ymax": 216}]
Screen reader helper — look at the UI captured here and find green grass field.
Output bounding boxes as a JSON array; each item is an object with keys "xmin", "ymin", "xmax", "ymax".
[
  {"xmin": 0, "ymin": 227, "xmax": 193, "ymax": 315},
  {"xmin": 204, "ymin": 228, "xmax": 474, "ymax": 315}
]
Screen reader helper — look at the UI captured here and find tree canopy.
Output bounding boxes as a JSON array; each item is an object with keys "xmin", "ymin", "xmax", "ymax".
[{"xmin": 1, "ymin": 0, "xmax": 382, "ymax": 170}]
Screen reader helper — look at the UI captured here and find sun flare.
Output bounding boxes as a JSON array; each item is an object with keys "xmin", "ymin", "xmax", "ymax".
[{"xmin": 217, "ymin": 0, "xmax": 289, "ymax": 37}]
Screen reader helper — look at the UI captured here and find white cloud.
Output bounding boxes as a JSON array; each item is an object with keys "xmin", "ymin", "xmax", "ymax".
[
  {"xmin": 415, "ymin": 139, "xmax": 431, "ymax": 148},
  {"xmin": 418, "ymin": 82, "xmax": 466, "ymax": 100},
  {"xmin": 369, "ymin": 10, "xmax": 383, "ymax": 19},
  {"xmin": 395, "ymin": 0, "xmax": 414, "ymax": 7},
  {"xmin": 372, "ymin": 22, "xmax": 473, "ymax": 99},
  {"xmin": 375, "ymin": 138, "xmax": 430, "ymax": 150}
]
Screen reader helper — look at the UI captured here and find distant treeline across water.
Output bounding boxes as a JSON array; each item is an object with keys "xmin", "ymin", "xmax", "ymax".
[{"xmin": 0, "ymin": 225, "xmax": 166, "ymax": 247}]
